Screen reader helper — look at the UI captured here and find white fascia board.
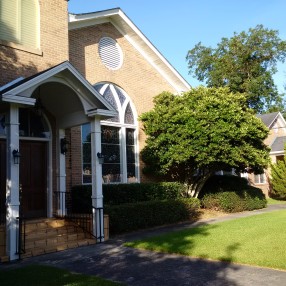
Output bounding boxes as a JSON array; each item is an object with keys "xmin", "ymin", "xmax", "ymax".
[
  {"xmin": 0, "ymin": 77, "xmax": 24, "ymax": 92},
  {"xmin": 277, "ymin": 112, "xmax": 286, "ymax": 127},
  {"xmin": 68, "ymin": 9, "xmax": 191, "ymax": 93},
  {"xmin": 2, "ymin": 62, "xmax": 71, "ymax": 97},
  {"xmin": 270, "ymin": 150, "xmax": 285, "ymax": 155},
  {"xmin": 1, "ymin": 94, "xmax": 36, "ymax": 105},
  {"xmin": 114, "ymin": 10, "xmax": 190, "ymax": 92},
  {"xmin": 2, "ymin": 62, "xmax": 116, "ymax": 114},
  {"xmin": 87, "ymin": 108, "xmax": 118, "ymax": 119}
]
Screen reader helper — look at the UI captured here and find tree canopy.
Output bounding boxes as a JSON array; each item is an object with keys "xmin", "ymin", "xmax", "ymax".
[
  {"xmin": 186, "ymin": 25, "xmax": 286, "ymax": 113},
  {"xmin": 140, "ymin": 87, "xmax": 270, "ymax": 197}
]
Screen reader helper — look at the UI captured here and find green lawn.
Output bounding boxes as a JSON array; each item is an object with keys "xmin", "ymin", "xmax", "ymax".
[
  {"xmin": 0, "ymin": 265, "xmax": 123, "ymax": 286},
  {"xmin": 126, "ymin": 210, "xmax": 286, "ymax": 270},
  {"xmin": 267, "ymin": 198, "xmax": 286, "ymax": 205}
]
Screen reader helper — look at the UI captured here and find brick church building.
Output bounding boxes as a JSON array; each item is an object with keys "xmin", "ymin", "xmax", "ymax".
[{"xmin": 0, "ymin": 0, "xmax": 190, "ymax": 261}]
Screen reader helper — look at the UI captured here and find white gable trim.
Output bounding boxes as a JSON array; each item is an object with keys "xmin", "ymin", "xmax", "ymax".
[
  {"xmin": 69, "ymin": 9, "xmax": 191, "ymax": 93},
  {"xmin": 1, "ymin": 61, "xmax": 117, "ymax": 118}
]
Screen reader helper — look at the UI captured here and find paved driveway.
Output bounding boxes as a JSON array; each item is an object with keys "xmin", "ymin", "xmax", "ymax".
[{"xmin": 1, "ymin": 204, "xmax": 286, "ymax": 286}]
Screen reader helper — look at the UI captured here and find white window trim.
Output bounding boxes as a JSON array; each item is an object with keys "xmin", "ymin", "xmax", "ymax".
[{"xmin": 254, "ymin": 173, "xmax": 266, "ymax": 184}]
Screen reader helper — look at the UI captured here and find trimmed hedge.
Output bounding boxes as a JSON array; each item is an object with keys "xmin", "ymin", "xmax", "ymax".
[
  {"xmin": 105, "ymin": 198, "xmax": 200, "ymax": 235},
  {"xmin": 200, "ymin": 175, "xmax": 267, "ymax": 213},
  {"xmin": 71, "ymin": 182, "xmax": 186, "ymax": 212}
]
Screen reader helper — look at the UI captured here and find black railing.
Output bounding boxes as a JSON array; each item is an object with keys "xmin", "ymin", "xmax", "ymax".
[
  {"xmin": 16, "ymin": 216, "xmax": 26, "ymax": 260},
  {"xmin": 0, "ymin": 213, "xmax": 5, "ymax": 225},
  {"xmin": 54, "ymin": 191, "xmax": 104, "ymax": 241}
]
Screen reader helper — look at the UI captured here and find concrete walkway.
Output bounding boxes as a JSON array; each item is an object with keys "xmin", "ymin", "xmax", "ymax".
[{"xmin": 1, "ymin": 204, "xmax": 286, "ymax": 286}]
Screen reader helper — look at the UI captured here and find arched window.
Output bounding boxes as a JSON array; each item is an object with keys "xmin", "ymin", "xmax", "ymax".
[
  {"xmin": 0, "ymin": 0, "xmax": 40, "ymax": 49},
  {"xmin": 82, "ymin": 83, "xmax": 138, "ymax": 184}
]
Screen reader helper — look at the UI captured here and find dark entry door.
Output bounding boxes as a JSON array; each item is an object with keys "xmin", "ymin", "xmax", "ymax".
[{"xmin": 20, "ymin": 141, "xmax": 47, "ymax": 218}]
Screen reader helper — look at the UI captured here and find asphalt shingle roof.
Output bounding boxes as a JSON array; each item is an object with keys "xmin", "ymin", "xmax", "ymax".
[
  {"xmin": 256, "ymin": 112, "xmax": 279, "ymax": 127},
  {"xmin": 270, "ymin": 136, "xmax": 286, "ymax": 152}
]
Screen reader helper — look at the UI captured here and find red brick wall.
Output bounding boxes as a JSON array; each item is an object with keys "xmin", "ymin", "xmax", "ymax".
[
  {"xmin": 69, "ymin": 22, "xmax": 180, "ymax": 184},
  {"xmin": 0, "ymin": 0, "xmax": 69, "ymax": 87}
]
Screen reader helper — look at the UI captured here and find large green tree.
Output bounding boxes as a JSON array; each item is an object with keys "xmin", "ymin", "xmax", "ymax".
[
  {"xmin": 140, "ymin": 87, "xmax": 270, "ymax": 197},
  {"xmin": 186, "ymin": 25, "xmax": 286, "ymax": 113}
]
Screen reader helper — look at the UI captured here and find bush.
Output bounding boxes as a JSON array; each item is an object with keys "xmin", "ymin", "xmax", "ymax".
[
  {"xmin": 71, "ymin": 182, "xmax": 187, "ymax": 212},
  {"xmin": 200, "ymin": 175, "xmax": 266, "ymax": 212},
  {"xmin": 270, "ymin": 159, "xmax": 286, "ymax": 200},
  {"xmin": 105, "ymin": 198, "xmax": 200, "ymax": 235},
  {"xmin": 199, "ymin": 175, "xmax": 249, "ymax": 197},
  {"xmin": 103, "ymin": 182, "xmax": 186, "ymax": 204}
]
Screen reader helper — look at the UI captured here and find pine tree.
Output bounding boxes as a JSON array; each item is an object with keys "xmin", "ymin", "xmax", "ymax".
[{"xmin": 270, "ymin": 149, "xmax": 286, "ymax": 199}]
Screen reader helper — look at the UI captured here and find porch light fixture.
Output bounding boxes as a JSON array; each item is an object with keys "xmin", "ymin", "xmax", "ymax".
[
  {"xmin": 12, "ymin": 149, "xmax": 21, "ymax": 164},
  {"xmin": 60, "ymin": 138, "xmax": 69, "ymax": 155},
  {"xmin": 97, "ymin": 152, "xmax": 105, "ymax": 164}
]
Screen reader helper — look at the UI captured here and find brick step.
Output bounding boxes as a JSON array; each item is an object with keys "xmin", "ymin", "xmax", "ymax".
[
  {"xmin": 20, "ymin": 218, "xmax": 96, "ymax": 259},
  {"xmin": 21, "ymin": 238, "xmax": 97, "ymax": 259},
  {"xmin": 25, "ymin": 231, "xmax": 90, "ymax": 250},
  {"xmin": 25, "ymin": 225, "xmax": 82, "ymax": 241},
  {"xmin": 25, "ymin": 219, "xmax": 76, "ymax": 233}
]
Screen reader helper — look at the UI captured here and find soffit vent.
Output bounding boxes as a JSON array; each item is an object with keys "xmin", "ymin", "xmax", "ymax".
[{"xmin": 98, "ymin": 37, "xmax": 123, "ymax": 70}]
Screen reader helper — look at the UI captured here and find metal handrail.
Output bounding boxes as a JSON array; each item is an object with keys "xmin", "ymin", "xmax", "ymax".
[
  {"xmin": 54, "ymin": 191, "xmax": 105, "ymax": 241},
  {"xmin": 16, "ymin": 215, "xmax": 26, "ymax": 260}
]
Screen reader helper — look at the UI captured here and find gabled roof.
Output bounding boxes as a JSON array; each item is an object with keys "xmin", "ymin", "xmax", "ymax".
[
  {"xmin": 69, "ymin": 8, "xmax": 191, "ymax": 93},
  {"xmin": 0, "ymin": 61, "xmax": 117, "ymax": 120},
  {"xmin": 270, "ymin": 136, "xmax": 286, "ymax": 153},
  {"xmin": 256, "ymin": 112, "xmax": 281, "ymax": 128}
]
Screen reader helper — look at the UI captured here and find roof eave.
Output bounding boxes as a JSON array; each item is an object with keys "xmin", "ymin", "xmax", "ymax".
[{"xmin": 68, "ymin": 9, "xmax": 191, "ymax": 93}]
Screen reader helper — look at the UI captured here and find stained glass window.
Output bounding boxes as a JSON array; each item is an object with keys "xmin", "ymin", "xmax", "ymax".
[
  {"xmin": 81, "ymin": 83, "xmax": 138, "ymax": 184},
  {"xmin": 124, "ymin": 103, "xmax": 134, "ymax": 124}
]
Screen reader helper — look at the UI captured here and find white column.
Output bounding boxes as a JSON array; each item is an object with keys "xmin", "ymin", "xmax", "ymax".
[
  {"xmin": 90, "ymin": 118, "xmax": 104, "ymax": 242},
  {"xmin": 6, "ymin": 104, "xmax": 20, "ymax": 261},
  {"xmin": 58, "ymin": 129, "xmax": 66, "ymax": 216}
]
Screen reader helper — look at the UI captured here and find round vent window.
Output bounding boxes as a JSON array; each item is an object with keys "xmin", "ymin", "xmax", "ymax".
[{"xmin": 98, "ymin": 37, "xmax": 123, "ymax": 70}]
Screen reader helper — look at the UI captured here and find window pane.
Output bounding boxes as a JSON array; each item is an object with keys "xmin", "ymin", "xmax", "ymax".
[
  {"xmin": 0, "ymin": 0, "xmax": 19, "ymax": 43},
  {"xmin": 102, "ymin": 163, "xmax": 121, "ymax": 183},
  {"xmin": 19, "ymin": 108, "xmax": 48, "ymax": 137},
  {"xmin": 124, "ymin": 103, "xmax": 134, "ymax": 124},
  {"xmin": 126, "ymin": 146, "xmax": 135, "ymax": 164},
  {"xmin": 126, "ymin": 128, "xmax": 135, "ymax": 145},
  {"xmin": 102, "ymin": 144, "xmax": 120, "ymax": 163},
  {"xmin": 127, "ymin": 163, "xmax": 136, "ymax": 183},
  {"xmin": 83, "ymin": 163, "xmax": 92, "ymax": 184},
  {"xmin": 22, "ymin": 0, "xmax": 38, "ymax": 48},
  {"xmin": 82, "ymin": 123, "xmax": 91, "ymax": 142},
  {"xmin": 82, "ymin": 143, "xmax": 91, "ymax": 163},
  {"xmin": 102, "ymin": 126, "xmax": 120, "ymax": 144}
]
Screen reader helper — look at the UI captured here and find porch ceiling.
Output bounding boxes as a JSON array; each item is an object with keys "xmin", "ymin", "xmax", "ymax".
[{"xmin": 0, "ymin": 61, "xmax": 118, "ymax": 128}]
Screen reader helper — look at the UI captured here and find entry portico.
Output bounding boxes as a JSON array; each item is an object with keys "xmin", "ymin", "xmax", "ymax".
[{"xmin": 0, "ymin": 61, "xmax": 117, "ymax": 261}]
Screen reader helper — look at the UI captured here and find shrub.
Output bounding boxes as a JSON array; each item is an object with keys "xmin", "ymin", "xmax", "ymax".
[
  {"xmin": 200, "ymin": 175, "xmax": 266, "ymax": 212},
  {"xmin": 71, "ymin": 182, "xmax": 187, "ymax": 212},
  {"xmin": 270, "ymin": 159, "xmax": 286, "ymax": 200},
  {"xmin": 105, "ymin": 198, "xmax": 200, "ymax": 235},
  {"xmin": 103, "ymin": 182, "xmax": 186, "ymax": 204}
]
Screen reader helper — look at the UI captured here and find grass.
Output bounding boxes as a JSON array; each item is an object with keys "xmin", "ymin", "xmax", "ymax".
[
  {"xmin": 0, "ymin": 265, "xmax": 123, "ymax": 286},
  {"xmin": 126, "ymin": 210, "xmax": 286, "ymax": 270},
  {"xmin": 267, "ymin": 198, "xmax": 286, "ymax": 205}
]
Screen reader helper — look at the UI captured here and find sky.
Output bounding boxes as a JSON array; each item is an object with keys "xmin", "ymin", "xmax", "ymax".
[{"xmin": 68, "ymin": 0, "xmax": 286, "ymax": 92}]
